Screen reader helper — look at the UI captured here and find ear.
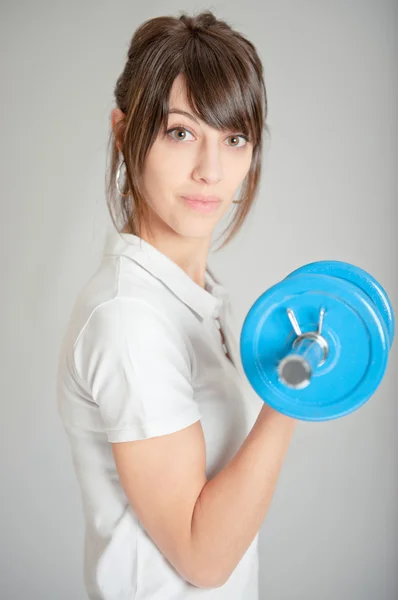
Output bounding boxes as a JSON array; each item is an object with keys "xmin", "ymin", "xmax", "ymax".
[{"xmin": 111, "ymin": 108, "xmax": 126, "ymax": 152}]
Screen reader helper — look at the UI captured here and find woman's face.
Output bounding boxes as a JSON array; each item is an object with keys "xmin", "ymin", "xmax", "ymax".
[{"xmin": 114, "ymin": 73, "xmax": 253, "ymax": 241}]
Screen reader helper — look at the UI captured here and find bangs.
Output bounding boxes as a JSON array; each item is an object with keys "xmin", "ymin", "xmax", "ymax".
[{"xmin": 165, "ymin": 35, "xmax": 262, "ymax": 145}]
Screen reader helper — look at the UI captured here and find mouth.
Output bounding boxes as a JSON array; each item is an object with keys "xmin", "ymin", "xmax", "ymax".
[{"xmin": 181, "ymin": 196, "xmax": 221, "ymax": 214}]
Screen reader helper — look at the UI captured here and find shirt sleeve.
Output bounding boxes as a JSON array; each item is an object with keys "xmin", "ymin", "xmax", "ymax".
[{"xmin": 73, "ymin": 298, "xmax": 201, "ymax": 443}]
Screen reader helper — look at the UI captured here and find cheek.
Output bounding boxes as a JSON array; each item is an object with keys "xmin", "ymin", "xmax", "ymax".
[
  {"xmin": 236, "ymin": 150, "xmax": 253, "ymax": 175},
  {"xmin": 140, "ymin": 151, "xmax": 182, "ymax": 214},
  {"xmin": 144, "ymin": 142, "xmax": 188, "ymax": 184},
  {"xmin": 226, "ymin": 156, "xmax": 252, "ymax": 192}
]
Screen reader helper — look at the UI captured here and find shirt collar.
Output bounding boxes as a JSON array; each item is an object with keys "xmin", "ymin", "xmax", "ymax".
[{"xmin": 102, "ymin": 230, "xmax": 230, "ymax": 320}]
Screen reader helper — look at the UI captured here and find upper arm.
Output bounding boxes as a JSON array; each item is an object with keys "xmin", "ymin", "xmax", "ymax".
[
  {"xmin": 73, "ymin": 298, "xmax": 213, "ymax": 587},
  {"xmin": 111, "ymin": 420, "xmax": 209, "ymax": 587}
]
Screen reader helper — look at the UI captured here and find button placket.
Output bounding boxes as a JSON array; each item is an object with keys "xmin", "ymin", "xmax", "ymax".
[
  {"xmin": 214, "ymin": 315, "xmax": 234, "ymax": 363},
  {"xmin": 208, "ymin": 282, "xmax": 235, "ymax": 365}
]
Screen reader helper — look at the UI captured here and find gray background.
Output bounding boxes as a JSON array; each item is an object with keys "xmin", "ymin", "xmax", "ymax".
[{"xmin": 1, "ymin": 1, "xmax": 397, "ymax": 598}]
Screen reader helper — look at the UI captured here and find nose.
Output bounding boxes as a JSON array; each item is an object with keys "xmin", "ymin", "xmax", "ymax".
[{"xmin": 192, "ymin": 144, "xmax": 223, "ymax": 185}]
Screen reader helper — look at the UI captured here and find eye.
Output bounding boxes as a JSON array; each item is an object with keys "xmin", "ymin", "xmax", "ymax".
[
  {"xmin": 226, "ymin": 134, "xmax": 250, "ymax": 148},
  {"xmin": 166, "ymin": 125, "xmax": 250, "ymax": 149},
  {"xmin": 166, "ymin": 126, "xmax": 195, "ymax": 142}
]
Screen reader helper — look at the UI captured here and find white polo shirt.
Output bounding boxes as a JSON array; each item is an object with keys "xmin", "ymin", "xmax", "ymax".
[{"xmin": 56, "ymin": 229, "xmax": 262, "ymax": 600}]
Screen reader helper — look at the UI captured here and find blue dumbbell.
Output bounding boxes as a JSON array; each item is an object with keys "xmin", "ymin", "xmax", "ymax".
[{"xmin": 240, "ymin": 261, "xmax": 395, "ymax": 422}]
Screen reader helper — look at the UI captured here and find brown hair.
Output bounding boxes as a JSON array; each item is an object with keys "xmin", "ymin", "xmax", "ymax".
[{"xmin": 106, "ymin": 10, "xmax": 269, "ymax": 251}]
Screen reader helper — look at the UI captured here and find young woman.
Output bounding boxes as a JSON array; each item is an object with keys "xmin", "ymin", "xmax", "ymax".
[{"xmin": 56, "ymin": 10, "xmax": 297, "ymax": 599}]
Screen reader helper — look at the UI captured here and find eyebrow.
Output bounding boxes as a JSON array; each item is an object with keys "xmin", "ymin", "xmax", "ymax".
[{"xmin": 168, "ymin": 108, "xmax": 200, "ymax": 125}]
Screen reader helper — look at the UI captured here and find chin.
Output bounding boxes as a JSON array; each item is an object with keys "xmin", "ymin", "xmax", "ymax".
[{"xmin": 169, "ymin": 217, "xmax": 217, "ymax": 240}]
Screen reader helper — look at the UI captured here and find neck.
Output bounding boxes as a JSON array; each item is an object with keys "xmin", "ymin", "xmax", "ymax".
[{"xmin": 121, "ymin": 221, "xmax": 211, "ymax": 289}]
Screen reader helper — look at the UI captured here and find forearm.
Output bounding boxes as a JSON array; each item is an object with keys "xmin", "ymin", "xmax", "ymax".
[{"xmin": 190, "ymin": 403, "xmax": 297, "ymax": 587}]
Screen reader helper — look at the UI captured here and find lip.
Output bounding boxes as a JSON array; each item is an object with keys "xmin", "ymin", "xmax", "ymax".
[
  {"xmin": 182, "ymin": 196, "xmax": 221, "ymax": 214},
  {"xmin": 182, "ymin": 194, "xmax": 221, "ymax": 203}
]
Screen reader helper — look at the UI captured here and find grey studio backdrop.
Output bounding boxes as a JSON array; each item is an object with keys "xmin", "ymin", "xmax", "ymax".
[{"xmin": 1, "ymin": 1, "xmax": 397, "ymax": 599}]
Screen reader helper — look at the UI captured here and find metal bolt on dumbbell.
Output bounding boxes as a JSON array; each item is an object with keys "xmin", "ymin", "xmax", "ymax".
[{"xmin": 277, "ymin": 307, "xmax": 328, "ymax": 390}]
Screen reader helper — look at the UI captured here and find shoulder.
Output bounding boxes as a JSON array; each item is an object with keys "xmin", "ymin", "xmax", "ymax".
[
  {"xmin": 71, "ymin": 297, "xmax": 195, "ymax": 389},
  {"xmin": 62, "ymin": 256, "xmax": 197, "ymax": 384},
  {"xmin": 70, "ymin": 254, "xmax": 185, "ymax": 342},
  {"xmin": 76, "ymin": 296, "xmax": 183, "ymax": 351}
]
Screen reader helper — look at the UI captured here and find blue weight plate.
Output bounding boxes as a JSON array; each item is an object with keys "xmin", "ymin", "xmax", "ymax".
[
  {"xmin": 240, "ymin": 274, "xmax": 389, "ymax": 421},
  {"xmin": 285, "ymin": 261, "xmax": 395, "ymax": 347}
]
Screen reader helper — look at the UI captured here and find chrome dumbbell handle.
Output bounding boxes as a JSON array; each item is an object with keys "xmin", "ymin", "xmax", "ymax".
[{"xmin": 277, "ymin": 307, "xmax": 329, "ymax": 389}]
